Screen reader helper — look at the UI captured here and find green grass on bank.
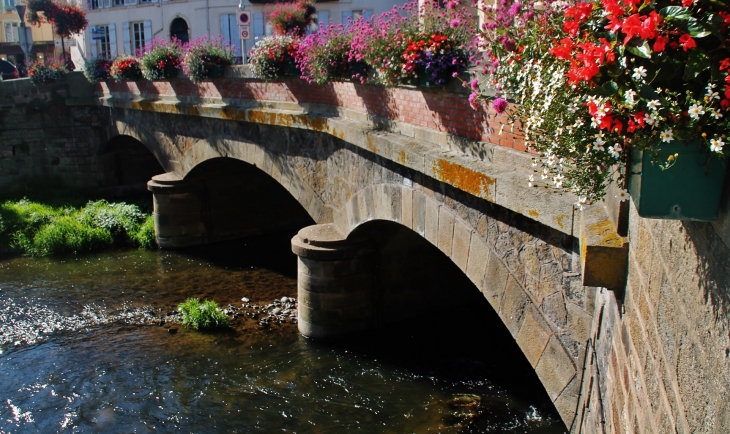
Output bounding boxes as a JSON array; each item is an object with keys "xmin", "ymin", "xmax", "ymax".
[{"xmin": 0, "ymin": 199, "xmax": 156, "ymax": 256}]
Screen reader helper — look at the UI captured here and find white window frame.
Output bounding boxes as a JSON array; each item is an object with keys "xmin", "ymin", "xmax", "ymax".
[
  {"xmin": 95, "ymin": 25, "xmax": 111, "ymax": 58},
  {"xmin": 3, "ymin": 21, "xmax": 19, "ymax": 43},
  {"xmin": 131, "ymin": 21, "xmax": 145, "ymax": 53}
]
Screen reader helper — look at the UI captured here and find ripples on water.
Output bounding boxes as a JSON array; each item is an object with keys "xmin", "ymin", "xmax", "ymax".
[{"xmin": 0, "ymin": 233, "xmax": 567, "ymax": 433}]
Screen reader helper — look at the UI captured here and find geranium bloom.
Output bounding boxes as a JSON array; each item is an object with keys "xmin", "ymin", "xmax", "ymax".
[{"xmin": 678, "ymin": 34, "xmax": 696, "ymax": 51}]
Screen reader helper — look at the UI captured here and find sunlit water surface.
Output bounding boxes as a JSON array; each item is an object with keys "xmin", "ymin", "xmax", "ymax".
[{"xmin": 0, "ymin": 234, "xmax": 567, "ymax": 433}]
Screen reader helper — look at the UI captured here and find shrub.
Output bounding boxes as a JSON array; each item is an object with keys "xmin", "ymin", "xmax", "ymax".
[
  {"xmin": 249, "ymin": 35, "xmax": 299, "ymax": 80},
  {"xmin": 28, "ymin": 60, "xmax": 68, "ymax": 84},
  {"xmin": 31, "ymin": 215, "xmax": 113, "ymax": 256},
  {"xmin": 177, "ymin": 298, "xmax": 231, "ymax": 330},
  {"xmin": 139, "ymin": 38, "xmax": 183, "ymax": 80},
  {"xmin": 83, "ymin": 57, "xmax": 112, "ymax": 83},
  {"xmin": 182, "ymin": 36, "xmax": 237, "ymax": 83},
  {"xmin": 265, "ymin": 0, "xmax": 315, "ymax": 37},
  {"xmin": 0, "ymin": 198, "xmax": 156, "ymax": 256},
  {"xmin": 132, "ymin": 216, "xmax": 156, "ymax": 250},
  {"xmin": 110, "ymin": 55, "xmax": 142, "ymax": 81}
]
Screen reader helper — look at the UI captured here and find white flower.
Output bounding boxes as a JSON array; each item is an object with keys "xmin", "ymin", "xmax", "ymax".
[
  {"xmin": 541, "ymin": 167, "xmax": 549, "ymax": 179},
  {"xmin": 547, "ymin": 154, "xmax": 558, "ymax": 166},
  {"xmin": 575, "ymin": 196, "xmax": 588, "ymax": 210},
  {"xmin": 711, "ymin": 109, "xmax": 723, "ymax": 119},
  {"xmin": 620, "ymin": 57, "xmax": 627, "ymax": 68},
  {"xmin": 574, "ymin": 119, "xmax": 584, "ymax": 128},
  {"xmin": 585, "ymin": 95, "xmax": 599, "ymax": 104},
  {"xmin": 528, "ymin": 174, "xmax": 535, "ymax": 187},
  {"xmin": 553, "ymin": 173, "xmax": 564, "ymax": 188},
  {"xmin": 688, "ymin": 104, "xmax": 705, "ymax": 120},
  {"xmin": 644, "ymin": 112, "xmax": 657, "ymax": 126},
  {"xmin": 706, "ymin": 83, "xmax": 716, "ymax": 92},
  {"xmin": 568, "ymin": 102, "xmax": 579, "ymax": 113},
  {"xmin": 531, "ymin": 158, "xmax": 538, "ymax": 168},
  {"xmin": 710, "ymin": 137, "xmax": 725, "ymax": 153},
  {"xmin": 615, "ymin": 189, "xmax": 629, "ymax": 202},
  {"xmin": 659, "ymin": 128, "xmax": 674, "ymax": 143},
  {"xmin": 591, "ymin": 118, "xmax": 600, "ymax": 129},
  {"xmin": 632, "ymin": 66, "xmax": 647, "ymax": 80},
  {"xmin": 624, "ymin": 89, "xmax": 637, "ymax": 105},
  {"xmin": 608, "ymin": 144, "xmax": 622, "ymax": 158},
  {"xmin": 646, "ymin": 100, "xmax": 661, "ymax": 111}
]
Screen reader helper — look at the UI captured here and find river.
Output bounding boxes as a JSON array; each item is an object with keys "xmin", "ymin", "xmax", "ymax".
[{"xmin": 0, "ymin": 231, "xmax": 567, "ymax": 433}]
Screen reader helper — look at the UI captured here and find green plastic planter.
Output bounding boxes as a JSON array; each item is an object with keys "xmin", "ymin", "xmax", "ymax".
[{"xmin": 628, "ymin": 140, "xmax": 728, "ymax": 221}]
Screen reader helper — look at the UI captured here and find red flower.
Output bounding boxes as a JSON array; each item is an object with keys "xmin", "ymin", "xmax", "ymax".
[
  {"xmin": 678, "ymin": 34, "xmax": 696, "ymax": 51},
  {"xmin": 720, "ymin": 58, "xmax": 730, "ymax": 71},
  {"xmin": 548, "ymin": 38, "xmax": 574, "ymax": 60},
  {"xmin": 653, "ymin": 35, "xmax": 668, "ymax": 52}
]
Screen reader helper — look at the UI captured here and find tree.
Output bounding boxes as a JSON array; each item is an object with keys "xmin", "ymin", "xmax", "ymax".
[{"xmin": 26, "ymin": 0, "xmax": 88, "ymax": 62}]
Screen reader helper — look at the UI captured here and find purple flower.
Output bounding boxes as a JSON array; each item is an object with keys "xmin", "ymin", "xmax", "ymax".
[
  {"xmin": 470, "ymin": 78, "xmax": 479, "ymax": 91},
  {"xmin": 493, "ymin": 97, "xmax": 508, "ymax": 114}
]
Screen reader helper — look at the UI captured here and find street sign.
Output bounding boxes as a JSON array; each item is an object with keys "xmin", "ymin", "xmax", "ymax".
[
  {"xmin": 236, "ymin": 10, "xmax": 251, "ymax": 26},
  {"xmin": 240, "ymin": 26, "xmax": 250, "ymax": 39}
]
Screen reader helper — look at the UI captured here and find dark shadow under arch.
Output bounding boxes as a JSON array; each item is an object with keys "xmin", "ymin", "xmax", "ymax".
[
  {"xmin": 99, "ymin": 135, "xmax": 165, "ymax": 196},
  {"xmin": 184, "ymin": 157, "xmax": 314, "ymax": 244},
  {"xmin": 343, "ymin": 219, "xmax": 564, "ymax": 428}
]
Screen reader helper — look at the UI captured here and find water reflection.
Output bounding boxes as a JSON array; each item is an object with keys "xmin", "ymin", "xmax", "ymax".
[{"xmin": 0, "ymin": 233, "xmax": 566, "ymax": 433}]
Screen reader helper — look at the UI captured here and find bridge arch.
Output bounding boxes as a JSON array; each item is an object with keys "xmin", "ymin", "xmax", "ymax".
[{"xmin": 323, "ymin": 181, "xmax": 583, "ymax": 425}]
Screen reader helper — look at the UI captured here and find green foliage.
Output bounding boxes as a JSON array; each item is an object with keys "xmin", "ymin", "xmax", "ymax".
[
  {"xmin": 133, "ymin": 216, "xmax": 156, "ymax": 250},
  {"xmin": 177, "ymin": 298, "xmax": 231, "ymax": 330},
  {"xmin": 0, "ymin": 198, "xmax": 156, "ymax": 256}
]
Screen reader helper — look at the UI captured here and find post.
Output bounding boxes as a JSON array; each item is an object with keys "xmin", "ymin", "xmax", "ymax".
[{"xmin": 15, "ymin": 5, "xmax": 33, "ymax": 68}]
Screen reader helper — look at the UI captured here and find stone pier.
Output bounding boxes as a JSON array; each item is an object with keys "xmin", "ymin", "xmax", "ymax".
[{"xmin": 291, "ymin": 224, "xmax": 377, "ymax": 340}]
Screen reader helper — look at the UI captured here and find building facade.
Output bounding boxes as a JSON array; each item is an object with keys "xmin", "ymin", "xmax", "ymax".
[
  {"xmin": 1, "ymin": 0, "xmax": 55, "ymax": 70},
  {"xmin": 71, "ymin": 0, "xmax": 407, "ymax": 66}
]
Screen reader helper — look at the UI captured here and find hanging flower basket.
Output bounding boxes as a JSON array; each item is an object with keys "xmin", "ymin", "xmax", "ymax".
[{"xmin": 628, "ymin": 140, "xmax": 729, "ymax": 221}]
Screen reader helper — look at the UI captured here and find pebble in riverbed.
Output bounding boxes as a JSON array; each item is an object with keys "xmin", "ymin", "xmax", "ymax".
[{"xmin": 223, "ymin": 296, "xmax": 297, "ymax": 328}]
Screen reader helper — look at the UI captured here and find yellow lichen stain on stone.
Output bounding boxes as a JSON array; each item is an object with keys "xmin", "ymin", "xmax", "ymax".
[
  {"xmin": 366, "ymin": 135, "xmax": 378, "ymax": 153},
  {"xmin": 247, "ymin": 110, "xmax": 272, "ymax": 125},
  {"xmin": 527, "ymin": 209, "xmax": 539, "ymax": 219},
  {"xmin": 432, "ymin": 159, "xmax": 495, "ymax": 200},
  {"xmin": 587, "ymin": 219, "xmax": 624, "ymax": 247},
  {"xmin": 300, "ymin": 115, "xmax": 328, "ymax": 132},
  {"xmin": 556, "ymin": 214, "xmax": 569, "ymax": 230},
  {"xmin": 221, "ymin": 106, "xmax": 246, "ymax": 121},
  {"xmin": 398, "ymin": 150, "xmax": 407, "ymax": 164}
]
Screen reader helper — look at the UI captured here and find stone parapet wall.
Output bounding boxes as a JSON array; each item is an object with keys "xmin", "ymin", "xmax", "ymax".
[
  {"xmin": 0, "ymin": 77, "xmax": 107, "ymax": 193},
  {"xmin": 95, "ymin": 66, "xmax": 526, "ymax": 152}
]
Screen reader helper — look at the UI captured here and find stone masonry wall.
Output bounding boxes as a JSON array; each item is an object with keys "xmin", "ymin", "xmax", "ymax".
[
  {"xmin": 0, "ymin": 77, "xmax": 106, "ymax": 193},
  {"xmin": 576, "ymin": 173, "xmax": 730, "ymax": 434}
]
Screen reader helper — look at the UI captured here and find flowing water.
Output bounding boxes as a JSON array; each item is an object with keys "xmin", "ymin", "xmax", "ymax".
[{"xmin": 0, "ymin": 232, "xmax": 567, "ymax": 433}]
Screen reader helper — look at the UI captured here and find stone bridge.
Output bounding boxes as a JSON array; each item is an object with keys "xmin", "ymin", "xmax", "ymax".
[{"xmin": 2, "ymin": 72, "xmax": 729, "ymax": 434}]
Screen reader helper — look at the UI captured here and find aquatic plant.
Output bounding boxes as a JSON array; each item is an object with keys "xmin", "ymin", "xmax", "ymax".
[
  {"xmin": 0, "ymin": 199, "xmax": 156, "ymax": 256},
  {"xmin": 177, "ymin": 298, "xmax": 231, "ymax": 330}
]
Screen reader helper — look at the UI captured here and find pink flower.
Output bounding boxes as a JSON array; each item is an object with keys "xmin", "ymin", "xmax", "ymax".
[
  {"xmin": 450, "ymin": 19, "xmax": 461, "ymax": 28},
  {"xmin": 470, "ymin": 78, "xmax": 479, "ymax": 91},
  {"xmin": 468, "ymin": 92, "xmax": 479, "ymax": 109},
  {"xmin": 493, "ymin": 97, "xmax": 508, "ymax": 114}
]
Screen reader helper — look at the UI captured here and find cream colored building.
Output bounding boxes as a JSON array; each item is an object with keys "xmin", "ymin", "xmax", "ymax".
[
  {"xmin": 1, "ymin": 0, "xmax": 55, "ymax": 69},
  {"xmin": 71, "ymin": 0, "xmax": 408, "ymax": 65}
]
